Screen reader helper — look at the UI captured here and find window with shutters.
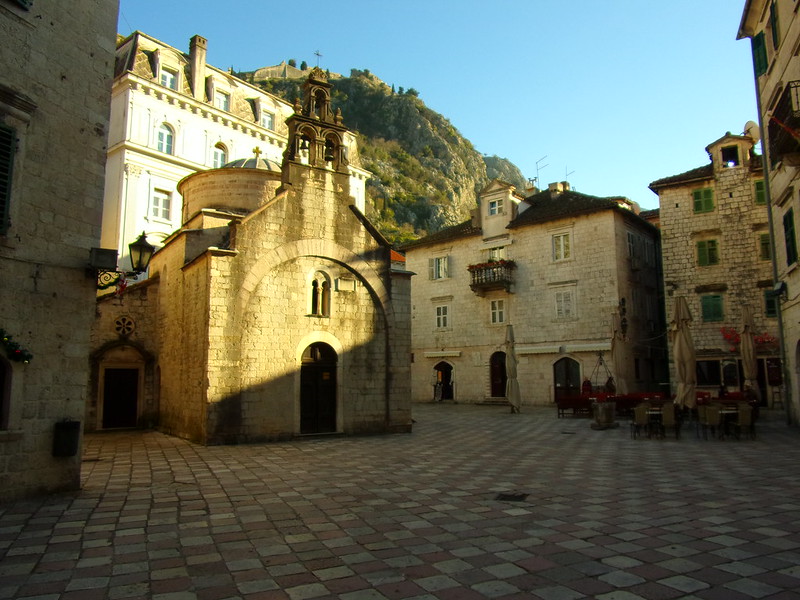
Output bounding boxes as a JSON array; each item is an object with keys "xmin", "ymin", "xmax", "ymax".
[
  {"xmin": 765, "ymin": 290, "xmax": 778, "ymax": 318},
  {"xmin": 769, "ymin": 1, "xmax": 780, "ymax": 50},
  {"xmin": 693, "ymin": 188, "xmax": 714, "ymax": 213},
  {"xmin": 755, "ymin": 180, "xmax": 766, "ymax": 205},
  {"xmin": 428, "ymin": 256, "xmax": 450, "ymax": 280},
  {"xmin": 697, "ymin": 239, "xmax": 719, "ymax": 267},
  {"xmin": 784, "ymin": 208, "xmax": 798, "ymax": 266},
  {"xmin": 752, "ymin": 32, "xmax": 768, "ymax": 77},
  {"xmin": 759, "ymin": 233, "xmax": 772, "ymax": 261},
  {"xmin": 0, "ymin": 124, "xmax": 14, "ymax": 235},
  {"xmin": 701, "ymin": 295, "xmax": 724, "ymax": 322},
  {"xmin": 555, "ymin": 289, "xmax": 575, "ymax": 320}
]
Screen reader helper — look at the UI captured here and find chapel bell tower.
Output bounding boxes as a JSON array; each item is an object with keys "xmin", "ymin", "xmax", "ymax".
[{"xmin": 283, "ymin": 67, "xmax": 349, "ymax": 177}]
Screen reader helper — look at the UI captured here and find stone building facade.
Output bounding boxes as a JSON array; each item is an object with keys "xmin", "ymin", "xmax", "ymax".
[
  {"xmin": 104, "ymin": 31, "xmax": 368, "ymax": 272},
  {"xmin": 1, "ymin": 0, "xmax": 118, "ymax": 499},
  {"xmin": 651, "ymin": 132, "xmax": 780, "ymax": 404},
  {"xmin": 403, "ymin": 180, "xmax": 667, "ymax": 406},
  {"xmin": 89, "ymin": 69, "xmax": 412, "ymax": 443},
  {"xmin": 739, "ymin": 0, "xmax": 800, "ymax": 423}
]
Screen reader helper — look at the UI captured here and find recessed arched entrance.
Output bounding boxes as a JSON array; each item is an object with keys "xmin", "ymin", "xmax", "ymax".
[
  {"xmin": 433, "ymin": 361, "xmax": 454, "ymax": 401},
  {"xmin": 300, "ymin": 342, "xmax": 337, "ymax": 434},
  {"xmin": 554, "ymin": 357, "xmax": 581, "ymax": 400},
  {"xmin": 490, "ymin": 351, "xmax": 507, "ymax": 398}
]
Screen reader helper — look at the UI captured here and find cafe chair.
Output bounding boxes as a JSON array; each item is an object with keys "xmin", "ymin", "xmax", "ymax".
[
  {"xmin": 659, "ymin": 403, "xmax": 680, "ymax": 439},
  {"xmin": 734, "ymin": 403, "xmax": 755, "ymax": 440},
  {"xmin": 631, "ymin": 404, "xmax": 650, "ymax": 439},
  {"xmin": 701, "ymin": 404, "xmax": 723, "ymax": 440}
]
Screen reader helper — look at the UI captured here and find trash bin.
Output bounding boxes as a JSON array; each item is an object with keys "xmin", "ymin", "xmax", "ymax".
[
  {"xmin": 52, "ymin": 420, "xmax": 81, "ymax": 457},
  {"xmin": 591, "ymin": 401, "xmax": 618, "ymax": 430}
]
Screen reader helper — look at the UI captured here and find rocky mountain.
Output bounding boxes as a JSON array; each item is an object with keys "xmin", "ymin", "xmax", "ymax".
[{"xmin": 247, "ymin": 68, "xmax": 528, "ymax": 243}]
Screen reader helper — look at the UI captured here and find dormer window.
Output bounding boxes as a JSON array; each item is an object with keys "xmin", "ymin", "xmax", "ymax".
[
  {"xmin": 721, "ymin": 145, "xmax": 740, "ymax": 168},
  {"xmin": 214, "ymin": 90, "xmax": 230, "ymax": 112},
  {"xmin": 488, "ymin": 197, "xmax": 504, "ymax": 216},
  {"xmin": 160, "ymin": 67, "xmax": 178, "ymax": 91},
  {"xmin": 261, "ymin": 110, "xmax": 275, "ymax": 130}
]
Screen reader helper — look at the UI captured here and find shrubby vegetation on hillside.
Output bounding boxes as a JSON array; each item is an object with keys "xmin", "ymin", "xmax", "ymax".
[{"xmin": 249, "ymin": 69, "xmax": 527, "ymax": 243}]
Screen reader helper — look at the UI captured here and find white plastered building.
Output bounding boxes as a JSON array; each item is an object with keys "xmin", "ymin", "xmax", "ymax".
[{"xmin": 103, "ymin": 32, "xmax": 368, "ymax": 271}]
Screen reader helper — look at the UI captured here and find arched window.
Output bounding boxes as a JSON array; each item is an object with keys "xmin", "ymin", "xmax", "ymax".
[
  {"xmin": 157, "ymin": 123, "xmax": 174, "ymax": 155},
  {"xmin": 309, "ymin": 271, "xmax": 331, "ymax": 317},
  {"xmin": 212, "ymin": 143, "xmax": 227, "ymax": 168}
]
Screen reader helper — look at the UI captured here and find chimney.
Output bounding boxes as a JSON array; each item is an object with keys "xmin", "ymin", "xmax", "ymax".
[
  {"xmin": 548, "ymin": 181, "xmax": 571, "ymax": 196},
  {"xmin": 189, "ymin": 35, "xmax": 207, "ymax": 101}
]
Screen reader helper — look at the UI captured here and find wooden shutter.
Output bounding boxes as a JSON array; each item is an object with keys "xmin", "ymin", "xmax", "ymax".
[
  {"xmin": 0, "ymin": 125, "xmax": 14, "ymax": 235},
  {"xmin": 752, "ymin": 32, "xmax": 768, "ymax": 77}
]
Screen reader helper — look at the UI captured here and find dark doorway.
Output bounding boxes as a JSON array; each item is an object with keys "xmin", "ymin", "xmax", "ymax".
[
  {"xmin": 554, "ymin": 357, "xmax": 581, "ymax": 400},
  {"xmin": 102, "ymin": 368, "xmax": 139, "ymax": 428},
  {"xmin": 300, "ymin": 342, "xmax": 337, "ymax": 434},
  {"xmin": 433, "ymin": 361, "xmax": 454, "ymax": 401},
  {"xmin": 490, "ymin": 352, "xmax": 507, "ymax": 397}
]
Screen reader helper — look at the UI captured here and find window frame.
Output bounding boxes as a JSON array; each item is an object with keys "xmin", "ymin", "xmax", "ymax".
[
  {"xmin": 428, "ymin": 255, "xmax": 450, "ymax": 280},
  {"xmin": 212, "ymin": 143, "xmax": 227, "ymax": 168},
  {"xmin": 157, "ymin": 123, "xmax": 174, "ymax": 155},
  {"xmin": 150, "ymin": 188, "xmax": 172, "ymax": 222},
  {"xmin": 435, "ymin": 304, "xmax": 449, "ymax": 329},
  {"xmin": 552, "ymin": 232, "xmax": 571, "ymax": 262},
  {"xmin": 488, "ymin": 197, "xmax": 504, "ymax": 216},
  {"xmin": 160, "ymin": 66, "xmax": 178, "ymax": 90},
  {"xmin": 784, "ymin": 208, "xmax": 798, "ymax": 266},
  {"xmin": 696, "ymin": 239, "xmax": 720, "ymax": 267},
  {"xmin": 490, "ymin": 299, "xmax": 505, "ymax": 324},
  {"xmin": 261, "ymin": 110, "xmax": 275, "ymax": 130},
  {"xmin": 0, "ymin": 124, "xmax": 15, "ymax": 236},
  {"xmin": 555, "ymin": 288, "xmax": 575, "ymax": 320},
  {"xmin": 755, "ymin": 180, "xmax": 766, "ymax": 205},
  {"xmin": 693, "ymin": 188, "xmax": 714, "ymax": 214},
  {"xmin": 214, "ymin": 90, "xmax": 231, "ymax": 112},
  {"xmin": 701, "ymin": 294, "xmax": 724, "ymax": 323},
  {"xmin": 759, "ymin": 233, "xmax": 772, "ymax": 261},
  {"xmin": 765, "ymin": 290, "xmax": 779, "ymax": 318}
]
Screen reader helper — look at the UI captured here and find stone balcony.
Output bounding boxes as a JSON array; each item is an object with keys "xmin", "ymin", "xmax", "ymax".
[{"xmin": 468, "ymin": 261, "xmax": 515, "ymax": 295}]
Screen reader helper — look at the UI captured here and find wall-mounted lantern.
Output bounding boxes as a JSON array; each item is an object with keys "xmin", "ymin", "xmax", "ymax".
[{"xmin": 88, "ymin": 231, "xmax": 155, "ymax": 289}]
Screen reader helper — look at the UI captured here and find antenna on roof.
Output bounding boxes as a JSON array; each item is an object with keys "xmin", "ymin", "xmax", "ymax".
[
  {"xmin": 565, "ymin": 166, "xmax": 575, "ymax": 181},
  {"xmin": 535, "ymin": 156, "xmax": 548, "ymax": 188}
]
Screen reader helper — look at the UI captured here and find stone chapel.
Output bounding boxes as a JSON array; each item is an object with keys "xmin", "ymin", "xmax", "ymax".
[{"xmin": 89, "ymin": 68, "xmax": 413, "ymax": 443}]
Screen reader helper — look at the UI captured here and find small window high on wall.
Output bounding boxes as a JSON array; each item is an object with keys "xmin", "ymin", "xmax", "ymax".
[{"xmin": 310, "ymin": 272, "xmax": 331, "ymax": 317}]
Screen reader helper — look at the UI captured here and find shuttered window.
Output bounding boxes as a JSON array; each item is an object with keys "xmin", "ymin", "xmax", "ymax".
[
  {"xmin": 752, "ymin": 32, "xmax": 768, "ymax": 77},
  {"xmin": 0, "ymin": 125, "xmax": 15, "ymax": 235},
  {"xmin": 701, "ymin": 295, "xmax": 724, "ymax": 322},
  {"xmin": 697, "ymin": 240, "xmax": 719, "ymax": 266},
  {"xmin": 693, "ymin": 188, "xmax": 714, "ymax": 213}
]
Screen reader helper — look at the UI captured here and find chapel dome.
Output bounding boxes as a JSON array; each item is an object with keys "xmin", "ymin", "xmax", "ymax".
[{"xmin": 221, "ymin": 156, "xmax": 282, "ymax": 172}]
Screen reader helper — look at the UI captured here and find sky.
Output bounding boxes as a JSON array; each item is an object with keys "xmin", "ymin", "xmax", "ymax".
[{"xmin": 117, "ymin": 0, "xmax": 758, "ymax": 210}]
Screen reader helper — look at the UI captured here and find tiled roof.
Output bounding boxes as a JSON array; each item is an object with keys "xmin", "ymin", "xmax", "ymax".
[
  {"xmin": 648, "ymin": 164, "xmax": 714, "ymax": 191},
  {"xmin": 399, "ymin": 220, "xmax": 482, "ymax": 250},
  {"xmin": 510, "ymin": 190, "xmax": 648, "ymax": 229}
]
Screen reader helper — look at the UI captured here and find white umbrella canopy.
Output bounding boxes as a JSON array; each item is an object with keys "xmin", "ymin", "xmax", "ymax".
[
  {"xmin": 740, "ymin": 305, "xmax": 761, "ymax": 404},
  {"xmin": 505, "ymin": 324, "xmax": 521, "ymax": 414},
  {"xmin": 610, "ymin": 311, "xmax": 628, "ymax": 395},
  {"xmin": 671, "ymin": 297, "xmax": 696, "ymax": 409}
]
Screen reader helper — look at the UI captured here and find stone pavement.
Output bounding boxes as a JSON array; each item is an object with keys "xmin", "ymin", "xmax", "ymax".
[{"xmin": 2, "ymin": 403, "xmax": 800, "ymax": 600}]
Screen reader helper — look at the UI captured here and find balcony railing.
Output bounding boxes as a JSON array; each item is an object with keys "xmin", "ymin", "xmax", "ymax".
[
  {"xmin": 468, "ymin": 260, "xmax": 515, "ymax": 294},
  {"xmin": 769, "ymin": 80, "xmax": 800, "ymax": 167}
]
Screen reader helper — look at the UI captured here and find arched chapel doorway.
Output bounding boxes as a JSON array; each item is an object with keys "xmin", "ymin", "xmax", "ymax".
[
  {"xmin": 490, "ymin": 351, "xmax": 507, "ymax": 398},
  {"xmin": 554, "ymin": 357, "xmax": 581, "ymax": 400},
  {"xmin": 300, "ymin": 342, "xmax": 337, "ymax": 434}
]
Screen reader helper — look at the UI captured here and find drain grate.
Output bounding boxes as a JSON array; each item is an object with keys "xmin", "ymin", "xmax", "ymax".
[{"xmin": 495, "ymin": 492, "xmax": 528, "ymax": 502}]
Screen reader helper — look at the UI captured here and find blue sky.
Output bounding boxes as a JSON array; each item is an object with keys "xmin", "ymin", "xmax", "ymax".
[{"xmin": 118, "ymin": 1, "xmax": 757, "ymax": 210}]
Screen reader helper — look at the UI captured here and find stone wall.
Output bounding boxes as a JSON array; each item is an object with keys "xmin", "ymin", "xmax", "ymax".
[{"xmin": 0, "ymin": 1, "xmax": 118, "ymax": 500}]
